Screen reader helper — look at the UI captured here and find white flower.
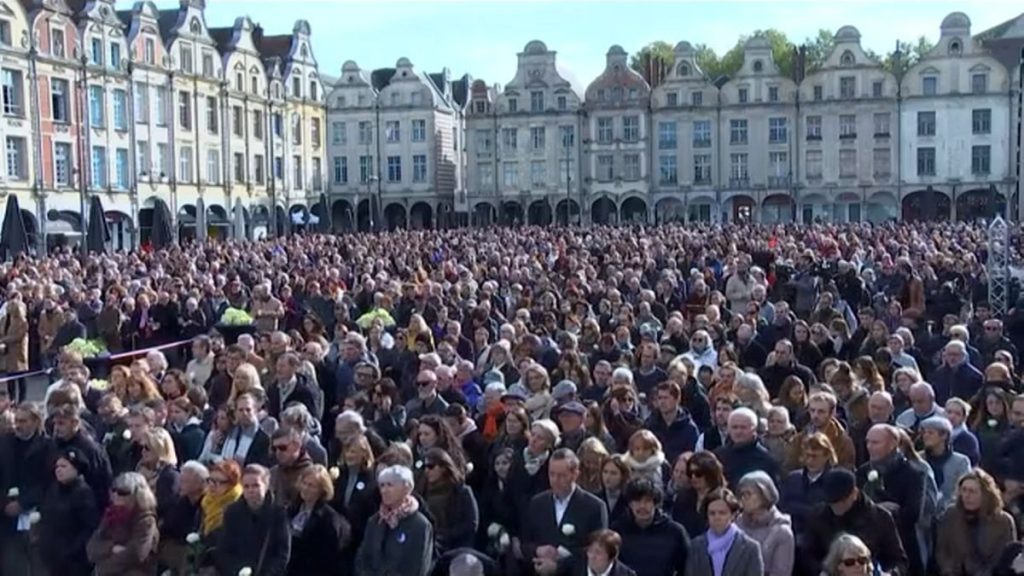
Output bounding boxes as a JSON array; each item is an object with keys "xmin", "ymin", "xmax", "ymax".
[
  {"xmin": 122, "ymin": 429, "xmax": 132, "ymax": 441},
  {"xmin": 561, "ymin": 523, "xmax": 576, "ymax": 536},
  {"xmin": 487, "ymin": 523, "xmax": 502, "ymax": 538},
  {"xmin": 498, "ymin": 532, "xmax": 511, "ymax": 549},
  {"xmin": 415, "ymin": 460, "xmax": 423, "ymax": 469},
  {"xmin": 867, "ymin": 470, "xmax": 879, "ymax": 483},
  {"xmin": 6, "ymin": 488, "xmax": 18, "ymax": 498},
  {"xmin": 356, "ymin": 481, "xmax": 365, "ymax": 491},
  {"xmin": 27, "ymin": 511, "xmax": 40, "ymax": 524},
  {"xmin": 329, "ymin": 467, "xmax": 340, "ymax": 480},
  {"xmin": 239, "ymin": 568, "xmax": 253, "ymax": 576},
  {"xmin": 988, "ymin": 418, "xmax": 999, "ymax": 428},
  {"xmin": 466, "ymin": 462, "xmax": 474, "ymax": 474},
  {"xmin": 185, "ymin": 532, "xmax": 201, "ymax": 545}
]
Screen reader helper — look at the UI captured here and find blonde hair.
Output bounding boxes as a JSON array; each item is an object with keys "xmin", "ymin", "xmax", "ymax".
[
  {"xmin": 142, "ymin": 427, "xmax": 178, "ymax": 466},
  {"xmin": 229, "ymin": 362, "xmax": 264, "ymax": 404},
  {"xmin": 300, "ymin": 465, "xmax": 335, "ymax": 503}
]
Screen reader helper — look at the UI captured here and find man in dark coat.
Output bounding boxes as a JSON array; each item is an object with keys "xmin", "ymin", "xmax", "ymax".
[
  {"xmin": 758, "ymin": 339, "xmax": 817, "ymax": 398},
  {"xmin": 522, "ymin": 449, "xmax": 609, "ymax": 575},
  {"xmin": 216, "ymin": 464, "xmax": 291, "ymax": 576},
  {"xmin": 51, "ymin": 307, "xmax": 87, "ymax": 352},
  {"xmin": 929, "ymin": 339, "xmax": 984, "ymax": 404},
  {"xmin": 267, "ymin": 352, "xmax": 322, "ymax": 421},
  {"xmin": 644, "ymin": 382, "xmax": 698, "ymax": 465},
  {"xmin": 0, "ymin": 402, "xmax": 55, "ymax": 576},
  {"xmin": 802, "ymin": 469, "xmax": 908, "ymax": 576},
  {"xmin": 714, "ymin": 407, "xmax": 781, "ymax": 486},
  {"xmin": 613, "ymin": 478, "xmax": 689, "ymax": 576}
]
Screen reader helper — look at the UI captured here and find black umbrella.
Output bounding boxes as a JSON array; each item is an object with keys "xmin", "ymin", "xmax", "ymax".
[
  {"xmin": 317, "ymin": 193, "xmax": 332, "ymax": 234},
  {"xmin": 0, "ymin": 194, "xmax": 29, "ymax": 260},
  {"xmin": 85, "ymin": 195, "xmax": 110, "ymax": 254},
  {"xmin": 275, "ymin": 205, "xmax": 288, "ymax": 237},
  {"xmin": 150, "ymin": 199, "xmax": 174, "ymax": 249}
]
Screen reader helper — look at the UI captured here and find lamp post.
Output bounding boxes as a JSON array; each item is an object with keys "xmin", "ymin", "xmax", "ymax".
[{"xmin": 76, "ymin": 47, "xmax": 90, "ymax": 257}]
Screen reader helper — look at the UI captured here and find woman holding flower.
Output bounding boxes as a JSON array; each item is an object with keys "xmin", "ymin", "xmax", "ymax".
[{"xmin": 38, "ymin": 449, "xmax": 100, "ymax": 576}]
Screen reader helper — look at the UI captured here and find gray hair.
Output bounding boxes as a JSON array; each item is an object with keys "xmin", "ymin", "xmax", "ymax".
[
  {"xmin": 945, "ymin": 397, "xmax": 971, "ymax": 418},
  {"xmin": 908, "ymin": 382, "xmax": 935, "ymax": 400},
  {"xmin": 112, "ymin": 472, "xmax": 157, "ymax": 512},
  {"xmin": 738, "ymin": 470, "xmax": 780, "ymax": 507},
  {"xmin": 336, "ymin": 410, "xmax": 366, "ymax": 432},
  {"xmin": 145, "ymin": 350, "xmax": 168, "ymax": 371},
  {"xmin": 282, "ymin": 403, "xmax": 313, "ymax": 432},
  {"xmin": 611, "ymin": 367, "xmax": 634, "ymax": 385},
  {"xmin": 449, "ymin": 553, "xmax": 485, "ymax": 576},
  {"xmin": 180, "ymin": 460, "xmax": 210, "ymax": 481},
  {"xmin": 729, "ymin": 406, "xmax": 759, "ymax": 428},
  {"xmin": 377, "ymin": 465, "xmax": 414, "ymax": 489},
  {"xmin": 823, "ymin": 533, "xmax": 871, "ymax": 574}
]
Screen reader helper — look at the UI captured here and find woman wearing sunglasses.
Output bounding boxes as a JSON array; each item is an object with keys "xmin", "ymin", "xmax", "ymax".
[
  {"xmin": 416, "ymin": 447, "xmax": 478, "ymax": 556},
  {"xmin": 85, "ymin": 472, "xmax": 160, "ymax": 576},
  {"xmin": 670, "ymin": 451, "xmax": 726, "ymax": 539},
  {"xmin": 821, "ymin": 534, "xmax": 874, "ymax": 576}
]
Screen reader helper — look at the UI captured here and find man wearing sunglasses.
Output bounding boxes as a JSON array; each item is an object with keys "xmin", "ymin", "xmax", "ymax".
[{"xmin": 406, "ymin": 370, "xmax": 448, "ymax": 420}]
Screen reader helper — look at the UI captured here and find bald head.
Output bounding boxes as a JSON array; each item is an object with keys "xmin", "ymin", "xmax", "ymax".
[{"xmin": 866, "ymin": 423, "xmax": 898, "ymax": 462}]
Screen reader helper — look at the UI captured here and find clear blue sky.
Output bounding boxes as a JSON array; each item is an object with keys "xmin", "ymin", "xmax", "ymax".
[{"xmin": 167, "ymin": 1, "xmax": 1019, "ymax": 86}]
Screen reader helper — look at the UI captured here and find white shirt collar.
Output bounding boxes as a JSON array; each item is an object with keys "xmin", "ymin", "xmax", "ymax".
[{"xmin": 588, "ymin": 564, "xmax": 614, "ymax": 576}]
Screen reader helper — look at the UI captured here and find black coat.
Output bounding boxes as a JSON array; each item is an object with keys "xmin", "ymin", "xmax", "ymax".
[
  {"xmin": 573, "ymin": 560, "xmax": 638, "ymax": 576},
  {"xmin": 0, "ymin": 432, "xmax": 54, "ymax": 535},
  {"xmin": 330, "ymin": 467, "xmax": 380, "ymax": 544},
  {"xmin": 856, "ymin": 455, "xmax": 927, "ymax": 576},
  {"xmin": 37, "ymin": 477, "xmax": 100, "ymax": 576},
  {"xmin": 802, "ymin": 493, "xmax": 908, "ymax": 576},
  {"xmin": 478, "ymin": 475, "xmax": 520, "ymax": 543},
  {"xmin": 669, "ymin": 488, "xmax": 706, "ymax": 540},
  {"xmin": 431, "ymin": 483, "xmax": 479, "ymax": 553},
  {"xmin": 522, "ymin": 488, "xmax": 610, "ymax": 573},
  {"xmin": 287, "ymin": 501, "xmax": 352, "ymax": 576},
  {"xmin": 151, "ymin": 463, "xmax": 180, "ymax": 523},
  {"xmin": 216, "ymin": 496, "xmax": 292, "ymax": 576},
  {"xmin": 715, "ymin": 439, "xmax": 781, "ymax": 487},
  {"xmin": 613, "ymin": 511, "xmax": 690, "ymax": 576},
  {"xmin": 777, "ymin": 467, "xmax": 830, "ymax": 536},
  {"xmin": 355, "ymin": 509, "xmax": 434, "ymax": 576},
  {"xmin": 171, "ymin": 421, "xmax": 206, "ymax": 464},
  {"xmin": 597, "ymin": 489, "xmax": 631, "ymax": 527},
  {"xmin": 55, "ymin": 429, "xmax": 113, "ymax": 510},
  {"xmin": 267, "ymin": 375, "xmax": 322, "ymax": 421},
  {"xmin": 160, "ymin": 493, "xmax": 203, "ymax": 544}
]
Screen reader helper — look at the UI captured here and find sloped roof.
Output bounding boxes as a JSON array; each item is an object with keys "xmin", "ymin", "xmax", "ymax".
[
  {"xmin": 975, "ymin": 12, "xmax": 1024, "ymax": 41},
  {"xmin": 208, "ymin": 26, "xmax": 233, "ymax": 53},
  {"xmin": 253, "ymin": 25, "xmax": 291, "ymax": 61},
  {"xmin": 371, "ymin": 68, "xmax": 396, "ymax": 91},
  {"xmin": 157, "ymin": 8, "xmax": 181, "ymax": 40},
  {"xmin": 452, "ymin": 74, "xmax": 470, "ymax": 107},
  {"xmin": 115, "ymin": 9, "xmax": 133, "ymax": 28}
]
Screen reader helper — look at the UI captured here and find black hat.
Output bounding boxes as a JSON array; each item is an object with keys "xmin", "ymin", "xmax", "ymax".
[
  {"xmin": 58, "ymin": 448, "xmax": 90, "ymax": 477},
  {"xmin": 554, "ymin": 401, "xmax": 586, "ymax": 416},
  {"xmin": 821, "ymin": 468, "xmax": 857, "ymax": 504}
]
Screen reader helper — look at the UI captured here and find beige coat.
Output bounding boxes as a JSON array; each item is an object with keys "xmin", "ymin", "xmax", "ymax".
[{"xmin": 0, "ymin": 311, "xmax": 28, "ymax": 372}]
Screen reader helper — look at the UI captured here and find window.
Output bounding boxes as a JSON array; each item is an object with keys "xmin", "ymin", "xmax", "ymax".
[
  {"xmin": 623, "ymin": 154, "xmax": 641, "ymax": 180},
  {"xmin": 133, "ymin": 83, "xmax": 148, "ymax": 124},
  {"xmin": 738, "ymin": 88, "xmax": 748, "ymax": 103},
  {"xmin": 558, "ymin": 158, "xmax": 575, "ymax": 183},
  {"xmin": 385, "ymin": 121, "xmax": 400, "ymax": 143},
  {"xmin": 690, "ymin": 91, "xmax": 702, "ymax": 107},
  {"xmin": 112, "ymin": 89, "xmax": 127, "ymax": 130},
  {"xmin": 530, "ymin": 126, "xmax": 545, "ymax": 151},
  {"xmin": 51, "ymin": 29, "xmax": 64, "ymax": 57},
  {"xmin": 270, "ymin": 113, "xmax": 282, "ymax": 138},
  {"xmin": 231, "ymin": 106, "xmax": 243, "ymax": 137},
  {"xmin": 507, "ymin": 98, "xmax": 517, "ymax": 113},
  {"xmin": 204, "ymin": 96, "xmax": 217, "ymax": 134},
  {"xmin": 89, "ymin": 85, "xmax": 104, "ymax": 127},
  {"xmin": 2, "ymin": 136, "xmax": 24, "ymax": 181},
  {"xmin": 291, "ymin": 114, "xmax": 302, "ymax": 145},
  {"xmin": 659, "ymin": 155, "xmax": 677, "ymax": 184},
  {"xmin": 922, "ymin": 76, "xmax": 937, "ymax": 96},
  {"xmin": 201, "ymin": 52, "xmax": 213, "ymax": 77},
  {"xmin": 310, "ymin": 82, "xmax": 318, "ymax": 102},
  {"xmin": 89, "ymin": 145, "xmax": 105, "ymax": 187},
  {"xmin": 0, "ymin": 20, "xmax": 9, "ymax": 47},
  {"xmin": 359, "ymin": 155, "xmax": 372, "ymax": 183},
  {"xmin": 311, "ymin": 118, "xmax": 321, "ymax": 146},
  {"xmin": 873, "ymin": 148, "xmax": 891, "ymax": 178},
  {"xmin": 206, "ymin": 149, "xmax": 220, "ymax": 184},
  {"xmin": 529, "ymin": 160, "xmax": 545, "ymax": 186},
  {"xmin": 839, "ymin": 149, "xmax": 857, "ymax": 178},
  {"xmin": 769, "ymin": 151, "xmax": 787, "ymax": 178},
  {"xmin": 972, "ymin": 109, "xmax": 991, "ymax": 134},
  {"xmin": 729, "ymin": 119, "xmax": 747, "ymax": 144},
  {"xmin": 769, "ymin": 117, "xmax": 787, "ymax": 143},
  {"xmin": 54, "ymin": 142, "xmax": 71, "ymax": 185},
  {"xmin": 474, "ymin": 101, "xmax": 486, "ymax": 114},
  {"xmin": 479, "ymin": 164, "xmax": 493, "ymax": 187},
  {"xmin": 729, "ymin": 153, "xmax": 748, "ymax": 183},
  {"xmin": 693, "ymin": 120, "xmax": 711, "ymax": 147},
  {"xmin": 971, "ymin": 73, "xmax": 987, "ymax": 94},
  {"xmin": 768, "ymin": 86, "xmax": 779, "ymax": 102},
  {"xmin": 136, "ymin": 141, "xmax": 149, "ymax": 175},
  {"xmin": 386, "ymin": 156, "xmax": 401, "ymax": 182},
  {"xmin": 595, "ymin": 154, "xmax": 613, "ymax": 180},
  {"xmin": 839, "ymin": 114, "xmax": 856, "ymax": 138},
  {"xmin": 358, "ymin": 121, "xmax": 373, "ymax": 145},
  {"xmin": 873, "ymin": 112, "xmax": 890, "ymax": 136},
  {"xmin": 840, "ymin": 76, "xmax": 856, "ymax": 98},
  {"xmin": 180, "ymin": 46, "xmax": 193, "ymax": 74},
  {"xmin": 154, "ymin": 86, "xmax": 167, "ymax": 126},
  {"xmin": 254, "ymin": 155, "xmax": 265, "ymax": 184},
  {"xmin": 2, "ymin": 69, "xmax": 22, "ymax": 115},
  {"xmin": 972, "ymin": 145, "xmax": 991, "ymax": 174},
  {"xmin": 597, "ymin": 118, "xmax": 613, "ymax": 144},
  {"xmin": 144, "ymin": 38, "xmax": 155, "ymax": 64},
  {"xmin": 233, "ymin": 152, "xmax": 244, "ymax": 182},
  {"xmin": 90, "ymin": 38, "xmax": 103, "ymax": 66},
  {"xmin": 110, "ymin": 44, "xmax": 121, "ymax": 70},
  {"xmin": 156, "ymin": 143, "xmax": 168, "ymax": 177},
  {"xmin": 293, "ymin": 155, "xmax": 303, "ymax": 189},
  {"xmin": 235, "ymin": 73, "xmax": 245, "ymax": 92},
  {"xmin": 806, "ymin": 115, "xmax": 822, "ymax": 139},
  {"xmin": 412, "ymin": 119, "xmax": 426, "ymax": 142},
  {"xmin": 502, "ymin": 128, "xmax": 518, "ymax": 150},
  {"xmin": 658, "ymin": 122, "xmax": 677, "ymax": 149},
  {"xmin": 666, "ymin": 92, "xmax": 678, "ymax": 107},
  {"xmin": 115, "ymin": 149, "xmax": 129, "ymax": 188},
  {"xmin": 694, "ymin": 154, "xmax": 712, "ymax": 184},
  {"xmin": 806, "ymin": 149, "xmax": 823, "ymax": 180},
  {"xmin": 813, "ymin": 85, "xmax": 823, "ymax": 101},
  {"xmin": 51, "ymin": 78, "xmax": 68, "ymax": 122},
  {"xmin": 179, "ymin": 146, "xmax": 193, "ymax": 182},
  {"xmin": 412, "ymin": 154, "xmax": 427, "ymax": 182},
  {"xmin": 530, "ymin": 90, "xmax": 544, "ymax": 112},
  {"xmin": 253, "ymin": 111, "xmax": 263, "ymax": 140},
  {"xmin": 251, "ymin": 76, "xmax": 259, "ymax": 95},
  {"xmin": 502, "ymin": 162, "xmax": 518, "ymax": 187},
  {"xmin": 293, "ymin": 78, "xmax": 302, "ymax": 99},
  {"xmin": 622, "ymin": 116, "xmax": 640, "ymax": 142},
  {"xmin": 872, "ymin": 81, "xmax": 883, "ymax": 98},
  {"xmin": 597, "ymin": 89, "xmax": 606, "ymax": 101},
  {"xmin": 560, "ymin": 126, "xmax": 575, "ymax": 148},
  {"xmin": 916, "ymin": 147, "xmax": 936, "ymax": 175},
  {"xmin": 557, "ymin": 95, "xmax": 567, "ymax": 110},
  {"xmin": 333, "ymin": 156, "xmax": 347, "ymax": 184},
  {"xmin": 917, "ymin": 111, "xmax": 936, "ymax": 136},
  {"xmin": 475, "ymin": 129, "xmax": 492, "ymax": 154},
  {"xmin": 178, "ymin": 91, "xmax": 191, "ymax": 130},
  {"xmin": 273, "ymin": 156, "xmax": 283, "ymax": 180}
]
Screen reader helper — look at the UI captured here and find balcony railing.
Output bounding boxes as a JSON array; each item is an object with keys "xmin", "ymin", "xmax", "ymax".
[
  {"xmin": 729, "ymin": 177, "xmax": 750, "ymax": 188},
  {"xmin": 768, "ymin": 176, "xmax": 790, "ymax": 188}
]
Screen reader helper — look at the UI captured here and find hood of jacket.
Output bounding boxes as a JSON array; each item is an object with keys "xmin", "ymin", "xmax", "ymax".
[{"xmin": 738, "ymin": 506, "xmax": 791, "ymax": 531}]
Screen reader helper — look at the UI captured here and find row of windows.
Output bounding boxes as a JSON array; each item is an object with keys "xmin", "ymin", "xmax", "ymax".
[
  {"xmin": 478, "ymin": 159, "xmax": 577, "ymax": 188},
  {"xmin": 332, "ymin": 155, "xmax": 428, "ymax": 184},
  {"xmin": 914, "ymin": 145, "xmax": 991, "ymax": 176},
  {"xmin": 501, "ymin": 91, "xmax": 570, "ymax": 114}
]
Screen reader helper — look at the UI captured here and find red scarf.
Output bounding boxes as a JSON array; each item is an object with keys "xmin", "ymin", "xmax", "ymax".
[
  {"xmin": 101, "ymin": 504, "xmax": 133, "ymax": 532},
  {"xmin": 482, "ymin": 404, "xmax": 505, "ymax": 442},
  {"xmin": 377, "ymin": 495, "xmax": 419, "ymax": 529}
]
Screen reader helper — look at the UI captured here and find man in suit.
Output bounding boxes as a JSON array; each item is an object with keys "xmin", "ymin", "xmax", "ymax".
[{"xmin": 522, "ymin": 448, "xmax": 608, "ymax": 576}]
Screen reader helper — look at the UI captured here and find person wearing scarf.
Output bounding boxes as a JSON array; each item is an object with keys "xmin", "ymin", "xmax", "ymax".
[
  {"xmin": 355, "ymin": 465, "xmax": 433, "ymax": 576},
  {"xmin": 685, "ymin": 488, "xmax": 764, "ymax": 576},
  {"xmin": 201, "ymin": 460, "xmax": 243, "ymax": 538},
  {"xmin": 85, "ymin": 472, "xmax": 160, "ymax": 576}
]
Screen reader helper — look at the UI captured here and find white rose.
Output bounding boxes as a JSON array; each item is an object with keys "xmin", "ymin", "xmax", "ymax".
[
  {"xmin": 988, "ymin": 418, "xmax": 999, "ymax": 428},
  {"xmin": 6, "ymin": 488, "xmax": 18, "ymax": 498},
  {"xmin": 122, "ymin": 429, "xmax": 132, "ymax": 441},
  {"xmin": 185, "ymin": 532, "xmax": 201, "ymax": 544},
  {"xmin": 28, "ymin": 511, "xmax": 41, "ymax": 524},
  {"xmin": 356, "ymin": 481, "xmax": 365, "ymax": 491},
  {"xmin": 498, "ymin": 532, "xmax": 511, "ymax": 549},
  {"xmin": 867, "ymin": 470, "xmax": 879, "ymax": 483},
  {"xmin": 415, "ymin": 460, "xmax": 423, "ymax": 469},
  {"xmin": 329, "ymin": 467, "xmax": 340, "ymax": 480},
  {"xmin": 239, "ymin": 568, "xmax": 253, "ymax": 576},
  {"xmin": 466, "ymin": 462, "xmax": 474, "ymax": 474},
  {"xmin": 487, "ymin": 522, "xmax": 502, "ymax": 538},
  {"xmin": 561, "ymin": 523, "xmax": 576, "ymax": 536}
]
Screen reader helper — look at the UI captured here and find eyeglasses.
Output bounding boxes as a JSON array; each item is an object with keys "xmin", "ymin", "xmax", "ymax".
[
  {"xmin": 424, "ymin": 463, "xmax": 437, "ymax": 470},
  {"xmin": 417, "ymin": 381, "xmax": 434, "ymax": 387},
  {"xmin": 840, "ymin": 557, "xmax": 870, "ymax": 567},
  {"xmin": 207, "ymin": 477, "xmax": 231, "ymax": 486},
  {"xmin": 687, "ymin": 469, "xmax": 704, "ymax": 478}
]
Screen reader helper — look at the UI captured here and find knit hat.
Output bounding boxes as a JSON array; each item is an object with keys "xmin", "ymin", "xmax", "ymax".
[
  {"xmin": 530, "ymin": 419, "xmax": 561, "ymax": 446},
  {"xmin": 821, "ymin": 469, "xmax": 857, "ymax": 504},
  {"xmin": 551, "ymin": 380, "xmax": 577, "ymax": 403},
  {"xmin": 482, "ymin": 370, "xmax": 505, "ymax": 386},
  {"xmin": 919, "ymin": 415, "xmax": 953, "ymax": 436}
]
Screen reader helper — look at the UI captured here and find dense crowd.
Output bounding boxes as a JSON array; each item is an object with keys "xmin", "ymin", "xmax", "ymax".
[{"xmin": 2, "ymin": 222, "xmax": 1024, "ymax": 576}]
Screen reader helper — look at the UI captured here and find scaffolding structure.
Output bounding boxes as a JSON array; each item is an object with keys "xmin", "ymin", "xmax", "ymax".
[{"xmin": 989, "ymin": 215, "xmax": 1010, "ymax": 316}]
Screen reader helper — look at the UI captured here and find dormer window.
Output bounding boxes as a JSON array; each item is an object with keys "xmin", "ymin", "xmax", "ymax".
[
  {"xmin": 840, "ymin": 50, "xmax": 855, "ymax": 66},
  {"xmin": 753, "ymin": 60, "xmax": 763, "ymax": 73},
  {"xmin": 677, "ymin": 63, "xmax": 690, "ymax": 77},
  {"xmin": 949, "ymin": 40, "xmax": 962, "ymax": 56},
  {"xmin": 189, "ymin": 18, "xmax": 201, "ymax": 34},
  {"xmin": 300, "ymin": 45, "xmax": 308, "ymax": 58},
  {"xmin": 738, "ymin": 88, "xmax": 748, "ymax": 103}
]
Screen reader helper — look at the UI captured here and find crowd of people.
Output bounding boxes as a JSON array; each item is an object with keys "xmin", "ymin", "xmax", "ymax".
[{"xmin": 2, "ymin": 222, "xmax": 1024, "ymax": 576}]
